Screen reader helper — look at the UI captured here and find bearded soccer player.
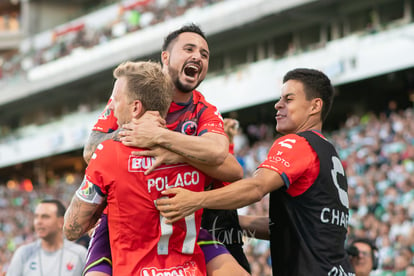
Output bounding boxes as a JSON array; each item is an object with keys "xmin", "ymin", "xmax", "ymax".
[{"xmin": 118, "ymin": 25, "xmax": 249, "ymax": 273}]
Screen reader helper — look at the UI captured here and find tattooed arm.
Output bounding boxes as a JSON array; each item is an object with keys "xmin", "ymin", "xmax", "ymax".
[
  {"xmin": 63, "ymin": 177, "xmax": 107, "ymax": 241},
  {"xmin": 83, "ymin": 130, "xmax": 120, "ymax": 164}
]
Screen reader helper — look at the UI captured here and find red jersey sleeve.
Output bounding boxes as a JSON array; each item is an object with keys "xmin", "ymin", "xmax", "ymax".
[
  {"xmin": 85, "ymin": 141, "xmax": 116, "ymax": 195},
  {"xmin": 258, "ymin": 133, "xmax": 320, "ymax": 197},
  {"xmin": 92, "ymin": 99, "xmax": 119, "ymax": 133},
  {"xmin": 194, "ymin": 92, "xmax": 225, "ymax": 136}
]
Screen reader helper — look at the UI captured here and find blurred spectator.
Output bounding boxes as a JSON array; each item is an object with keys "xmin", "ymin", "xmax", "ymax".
[
  {"xmin": 6, "ymin": 199, "xmax": 87, "ymax": 275},
  {"xmin": 348, "ymin": 238, "xmax": 379, "ymax": 276}
]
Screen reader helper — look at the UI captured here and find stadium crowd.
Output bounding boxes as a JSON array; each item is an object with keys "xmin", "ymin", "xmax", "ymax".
[
  {"xmin": 0, "ymin": 0, "xmax": 225, "ymax": 82},
  {"xmin": 0, "ymin": 105, "xmax": 413, "ymax": 275}
]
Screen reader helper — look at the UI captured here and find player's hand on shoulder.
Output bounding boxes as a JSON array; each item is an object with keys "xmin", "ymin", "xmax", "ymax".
[{"xmin": 119, "ymin": 111, "xmax": 166, "ymax": 148}]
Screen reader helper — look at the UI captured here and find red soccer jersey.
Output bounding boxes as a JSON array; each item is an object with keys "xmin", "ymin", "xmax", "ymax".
[
  {"xmin": 92, "ymin": 90, "xmax": 225, "ymax": 137},
  {"xmin": 258, "ymin": 132, "xmax": 321, "ymax": 197},
  {"xmin": 86, "ymin": 140, "xmax": 209, "ymax": 275},
  {"xmin": 166, "ymin": 90, "xmax": 225, "ymax": 136}
]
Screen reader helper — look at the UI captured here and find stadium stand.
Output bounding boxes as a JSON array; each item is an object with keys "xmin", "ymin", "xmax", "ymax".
[{"xmin": 0, "ymin": 0, "xmax": 224, "ymax": 82}]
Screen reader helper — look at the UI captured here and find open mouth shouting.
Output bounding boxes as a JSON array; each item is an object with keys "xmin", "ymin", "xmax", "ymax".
[{"xmin": 183, "ymin": 62, "xmax": 201, "ymax": 81}]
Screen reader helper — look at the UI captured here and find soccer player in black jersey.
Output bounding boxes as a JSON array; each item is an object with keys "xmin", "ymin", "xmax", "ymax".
[{"xmin": 157, "ymin": 68, "xmax": 356, "ymax": 275}]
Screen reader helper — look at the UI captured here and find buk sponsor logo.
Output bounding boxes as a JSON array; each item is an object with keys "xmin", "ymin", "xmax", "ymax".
[
  {"xmin": 140, "ymin": 263, "xmax": 197, "ymax": 276},
  {"xmin": 129, "ymin": 156, "xmax": 155, "ymax": 172}
]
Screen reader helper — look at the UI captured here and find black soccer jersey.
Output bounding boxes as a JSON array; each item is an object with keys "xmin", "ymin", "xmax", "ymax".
[{"xmin": 268, "ymin": 131, "xmax": 355, "ymax": 275}]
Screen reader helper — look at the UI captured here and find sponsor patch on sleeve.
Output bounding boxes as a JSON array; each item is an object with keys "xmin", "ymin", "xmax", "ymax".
[{"xmin": 75, "ymin": 176, "xmax": 105, "ymax": 204}]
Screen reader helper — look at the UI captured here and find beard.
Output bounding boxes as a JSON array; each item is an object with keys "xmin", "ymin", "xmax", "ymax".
[{"xmin": 174, "ymin": 78, "xmax": 197, "ymax": 93}]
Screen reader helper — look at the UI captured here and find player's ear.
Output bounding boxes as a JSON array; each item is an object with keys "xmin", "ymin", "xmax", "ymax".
[
  {"xmin": 310, "ymin": 98, "xmax": 322, "ymax": 114},
  {"xmin": 132, "ymin": 100, "xmax": 144, "ymax": 118},
  {"xmin": 161, "ymin": 51, "xmax": 169, "ymax": 66}
]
